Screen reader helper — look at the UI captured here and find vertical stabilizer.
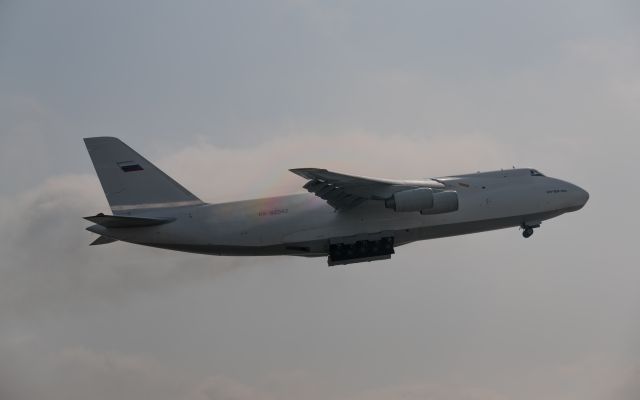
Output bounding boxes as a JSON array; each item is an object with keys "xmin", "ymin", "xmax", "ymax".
[{"xmin": 84, "ymin": 137, "xmax": 202, "ymax": 214}]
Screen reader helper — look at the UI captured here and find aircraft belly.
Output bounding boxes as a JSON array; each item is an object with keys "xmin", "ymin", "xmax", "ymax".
[
  {"xmin": 206, "ymin": 189, "xmax": 540, "ymax": 247},
  {"xmin": 142, "ymin": 209, "xmax": 565, "ymax": 257}
]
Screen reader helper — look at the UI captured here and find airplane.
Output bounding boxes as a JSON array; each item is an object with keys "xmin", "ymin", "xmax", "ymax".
[{"xmin": 83, "ymin": 137, "xmax": 589, "ymax": 266}]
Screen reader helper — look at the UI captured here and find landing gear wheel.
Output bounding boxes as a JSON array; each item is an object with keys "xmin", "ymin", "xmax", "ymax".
[{"xmin": 522, "ymin": 227, "xmax": 534, "ymax": 238}]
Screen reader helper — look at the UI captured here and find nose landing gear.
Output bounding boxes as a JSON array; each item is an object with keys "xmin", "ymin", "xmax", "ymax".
[{"xmin": 520, "ymin": 222, "xmax": 540, "ymax": 239}]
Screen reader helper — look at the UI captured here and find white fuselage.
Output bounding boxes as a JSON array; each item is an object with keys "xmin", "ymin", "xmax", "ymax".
[{"xmin": 89, "ymin": 168, "xmax": 589, "ymax": 258}]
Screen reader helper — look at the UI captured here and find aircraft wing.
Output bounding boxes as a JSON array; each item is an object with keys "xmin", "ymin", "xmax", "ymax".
[{"xmin": 290, "ymin": 168, "xmax": 445, "ymax": 210}]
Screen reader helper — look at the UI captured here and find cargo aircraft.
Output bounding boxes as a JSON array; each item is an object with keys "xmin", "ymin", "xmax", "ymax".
[{"xmin": 84, "ymin": 137, "xmax": 589, "ymax": 266}]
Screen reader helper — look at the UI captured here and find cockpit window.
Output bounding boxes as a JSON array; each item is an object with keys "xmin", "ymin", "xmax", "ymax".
[{"xmin": 530, "ymin": 169, "xmax": 545, "ymax": 177}]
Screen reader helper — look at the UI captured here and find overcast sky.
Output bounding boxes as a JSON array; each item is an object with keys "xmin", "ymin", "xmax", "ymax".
[{"xmin": 1, "ymin": 1, "xmax": 640, "ymax": 399}]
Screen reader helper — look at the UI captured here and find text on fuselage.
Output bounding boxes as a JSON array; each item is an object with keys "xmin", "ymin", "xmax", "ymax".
[{"xmin": 258, "ymin": 208, "xmax": 289, "ymax": 217}]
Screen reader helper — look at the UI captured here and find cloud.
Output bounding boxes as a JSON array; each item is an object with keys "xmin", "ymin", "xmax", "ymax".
[
  {"xmin": 0, "ymin": 341, "xmax": 275, "ymax": 400},
  {"xmin": 1, "ymin": 338, "xmax": 636, "ymax": 400},
  {"xmin": 344, "ymin": 383, "xmax": 508, "ymax": 400},
  {"xmin": 0, "ymin": 342, "xmax": 189, "ymax": 400},
  {"xmin": 0, "ymin": 173, "xmax": 242, "ymax": 318},
  {"xmin": 189, "ymin": 376, "xmax": 273, "ymax": 400}
]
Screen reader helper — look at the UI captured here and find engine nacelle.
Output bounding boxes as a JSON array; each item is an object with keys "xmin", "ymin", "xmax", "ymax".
[
  {"xmin": 420, "ymin": 191, "xmax": 459, "ymax": 214},
  {"xmin": 385, "ymin": 188, "xmax": 434, "ymax": 212}
]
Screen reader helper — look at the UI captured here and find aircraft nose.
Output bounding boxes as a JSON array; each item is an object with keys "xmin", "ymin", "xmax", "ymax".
[
  {"xmin": 579, "ymin": 187, "xmax": 589, "ymax": 205},
  {"xmin": 572, "ymin": 185, "xmax": 589, "ymax": 209}
]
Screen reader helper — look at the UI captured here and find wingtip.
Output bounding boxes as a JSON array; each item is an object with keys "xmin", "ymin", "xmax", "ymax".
[
  {"xmin": 83, "ymin": 213, "xmax": 105, "ymax": 222},
  {"xmin": 289, "ymin": 168, "xmax": 308, "ymax": 177},
  {"xmin": 289, "ymin": 168, "xmax": 326, "ymax": 179},
  {"xmin": 90, "ymin": 235, "xmax": 118, "ymax": 246},
  {"xmin": 290, "ymin": 168, "xmax": 310, "ymax": 179}
]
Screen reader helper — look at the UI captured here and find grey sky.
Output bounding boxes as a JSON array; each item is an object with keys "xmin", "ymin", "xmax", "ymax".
[{"xmin": 1, "ymin": 1, "xmax": 639, "ymax": 399}]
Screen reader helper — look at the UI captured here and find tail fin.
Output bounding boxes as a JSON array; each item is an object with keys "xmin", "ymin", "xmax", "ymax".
[{"xmin": 84, "ymin": 137, "xmax": 203, "ymax": 214}]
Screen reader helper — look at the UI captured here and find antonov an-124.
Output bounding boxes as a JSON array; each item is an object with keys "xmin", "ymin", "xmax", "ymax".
[{"xmin": 84, "ymin": 137, "xmax": 589, "ymax": 266}]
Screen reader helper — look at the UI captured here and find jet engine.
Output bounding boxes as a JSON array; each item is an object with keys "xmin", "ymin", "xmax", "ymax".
[
  {"xmin": 384, "ymin": 188, "xmax": 434, "ymax": 212},
  {"xmin": 385, "ymin": 188, "xmax": 459, "ymax": 214},
  {"xmin": 420, "ymin": 191, "xmax": 459, "ymax": 214}
]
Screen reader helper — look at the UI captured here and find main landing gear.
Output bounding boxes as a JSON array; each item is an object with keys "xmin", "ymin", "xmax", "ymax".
[
  {"xmin": 328, "ymin": 237, "xmax": 395, "ymax": 266},
  {"xmin": 520, "ymin": 222, "xmax": 540, "ymax": 239}
]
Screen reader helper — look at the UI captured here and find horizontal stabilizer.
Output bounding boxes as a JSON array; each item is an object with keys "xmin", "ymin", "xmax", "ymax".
[
  {"xmin": 84, "ymin": 213, "xmax": 175, "ymax": 228},
  {"xmin": 90, "ymin": 235, "xmax": 119, "ymax": 246}
]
